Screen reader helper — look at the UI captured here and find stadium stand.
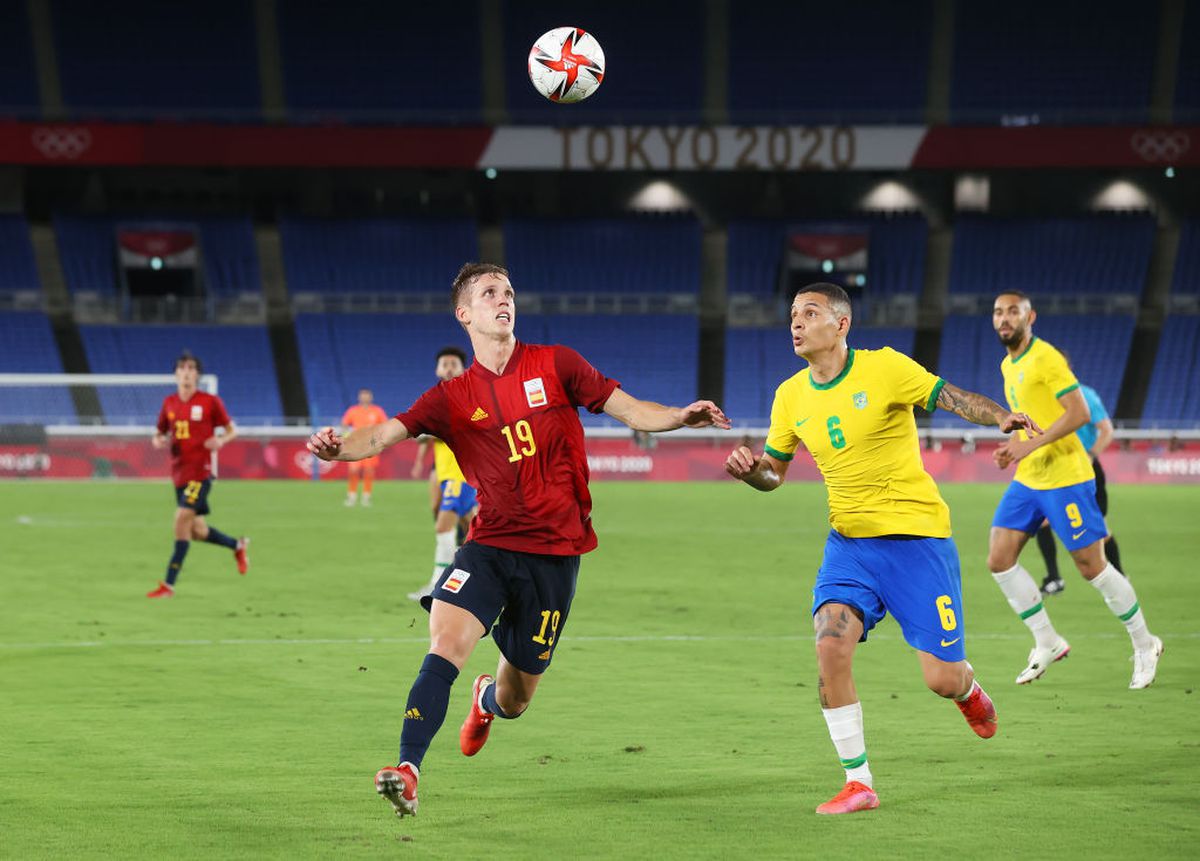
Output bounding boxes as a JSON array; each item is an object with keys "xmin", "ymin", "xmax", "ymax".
[
  {"xmin": 934, "ymin": 313, "xmax": 1135, "ymax": 426},
  {"xmin": 280, "ymin": 216, "xmax": 477, "ymax": 295},
  {"xmin": 1170, "ymin": 220, "xmax": 1200, "ymax": 296},
  {"xmin": 951, "ymin": 1, "xmax": 1157, "ymax": 123},
  {"xmin": 729, "ymin": 1, "xmax": 931, "ymax": 123},
  {"xmin": 504, "ymin": 216, "xmax": 702, "ymax": 296},
  {"xmin": 53, "ymin": 215, "xmax": 262, "ymax": 296},
  {"xmin": 0, "ymin": 311, "xmax": 76, "ymax": 423},
  {"xmin": 1142, "ymin": 316, "xmax": 1200, "ymax": 426},
  {"xmin": 724, "ymin": 326, "xmax": 915, "ymax": 423},
  {"xmin": 278, "ymin": 1, "xmax": 479, "ymax": 119},
  {"xmin": 726, "ymin": 216, "xmax": 928, "ymax": 299},
  {"xmin": 947, "ymin": 215, "xmax": 1156, "ymax": 297},
  {"xmin": 1173, "ymin": 0, "xmax": 1200, "ymax": 123},
  {"xmin": 0, "ymin": 0, "xmax": 38, "ymax": 117},
  {"xmin": 52, "ymin": 0, "xmax": 260, "ymax": 117},
  {"xmin": 78, "ymin": 324, "xmax": 283, "ymax": 423},
  {"xmin": 0, "ymin": 215, "xmax": 40, "ymax": 292},
  {"xmin": 502, "ymin": 0, "xmax": 703, "ymax": 123}
]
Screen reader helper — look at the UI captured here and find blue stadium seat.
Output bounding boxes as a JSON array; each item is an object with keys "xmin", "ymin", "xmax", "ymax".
[
  {"xmin": 948, "ymin": 215, "xmax": 1155, "ymax": 296},
  {"xmin": 724, "ymin": 326, "xmax": 915, "ymax": 424},
  {"xmin": 0, "ymin": 0, "xmax": 38, "ymax": 117},
  {"xmin": 503, "ymin": 0, "xmax": 703, "ymax": 124},
  {"xmin": 1142, "ymin": 316, "xmax": 1200, "ymax": 425},
  {"xmin": 278, "ymin": 1, "xmax": 480, "ymax": 119},
  {"xmin": 0, "ymin": 311, "xmax": 76, "ymax": 423},
  {"xmin": 935, "ymin": 314, "xmax": 1134, "ymax": 427},
  {"xmin": 727, "ymin": 216, "xmax": 927, "ymax": 299},
  {"xmin": 79, "ymin": 325, "xmax": 283, "ymax": 423},
  {"xmin": 1172, "ymin": 2, "xmax": 1200, "ymax": 122},
  {"xmin": 280, "ymin": 217, "xmax": 477, "ymax": 295},
  {"xmin": 504, "ymin": 216, "xmax": 701, "ymax": 295},
  {"xmin": 52, "ymin": 0, "xmax": 260, "ymax": 117},
  {"xmin": 729, "ymin": 1, "xmax": 931, "ymax": 123},
  {"xmin": 952, "ymin": 1, "xmax": 1156, "ymax": 123},
  {"xmin": 0, "ymin": 215, "xmax": 39, "ymax": 292},
  {"xmin": 1170, "ymin": 221, "xmax": 1200, "ymax": 295}
]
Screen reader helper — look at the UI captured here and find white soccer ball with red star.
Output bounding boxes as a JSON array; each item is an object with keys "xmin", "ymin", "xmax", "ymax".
[{"xmin": 528, "ymin": 27, "xmax": 605, "ymax": 103}]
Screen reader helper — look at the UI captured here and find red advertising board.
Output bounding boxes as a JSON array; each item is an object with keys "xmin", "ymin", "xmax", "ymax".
[{"xmin": 2, "ymin": 437, "xmax": 1199, "ymax": 484}]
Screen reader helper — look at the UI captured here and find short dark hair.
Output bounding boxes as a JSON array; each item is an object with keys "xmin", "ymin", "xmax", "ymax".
[
  {"xmin": 436, "ymin": 345, "xmax": 468, "ymax": 365},
  {"xmin": 452, "ymin": 262, "xmax": 509, "ymax": 309},
  {"xmin": 996, "ymin": 289, "xmax": 1032, "ymax": 305},
  {"xmin": 794, "ymin": 282, "xmax": 852, "ymax": 318},
  {"xmin": 175, "ymin": 350, "xmax": 202, "ymax": 374}
]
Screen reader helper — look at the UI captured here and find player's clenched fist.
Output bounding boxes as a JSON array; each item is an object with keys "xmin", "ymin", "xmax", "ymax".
[
  {"xmin": 724, "ymin": 445, "xmax": 758, "ymax": 479},
  {"xmin": 307, "ymin": 426, "xmax": 344, "ymax": 461}
]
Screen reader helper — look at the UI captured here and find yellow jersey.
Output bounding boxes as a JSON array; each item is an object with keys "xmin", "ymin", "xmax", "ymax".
[
  {"xmin": 765, "ymin": 347, "xmax": 951, "ymax": 538},
  {"xmin": 1000, "ymin": 336, "xmax": 1094, "ymax": 490},
  {"xmin": 433, "ymin": 438, "xmax": 466, "ymax": 483}
]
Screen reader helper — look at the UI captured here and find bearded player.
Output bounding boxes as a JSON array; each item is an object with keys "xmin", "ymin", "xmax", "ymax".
[
  {"xmin": 146, "ymin": 352, "xmax": 248, "ymax": 598},
  {"xmin": 726, "ymin": 283, "xmax": 1038, "ymax": 815},
  {"xmin": 308, "ymin": 263, "xmax": 729, "ymax": 818}
]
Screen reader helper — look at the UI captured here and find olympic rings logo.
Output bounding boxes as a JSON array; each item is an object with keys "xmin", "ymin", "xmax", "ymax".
[
  {"xmin": 30, "ymin": 127, "xmax": 93, "ymax": 160},
  {"xmin": 1130, "ymin": 130, "xmax": 1190, "ymax": 163}
]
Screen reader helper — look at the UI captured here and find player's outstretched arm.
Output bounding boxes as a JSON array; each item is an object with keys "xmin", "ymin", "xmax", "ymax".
[
  {"xmin": 602, "ymin": 388, "xmax": 731, "ymax": 432},
  {"xmin": 936, "ymin": 382, "xmax": 1041, "ymax": 435},
  {"xmin": 994, "ymin": 387, "xmax": 1088, "ymax": 469},
  {"xmin": 725, "ymin": 446, "xmax": 789, "ymax": 492},
  {"xmin": 308, "ymin": 417, "xmax": 410, "ymax": 462}
]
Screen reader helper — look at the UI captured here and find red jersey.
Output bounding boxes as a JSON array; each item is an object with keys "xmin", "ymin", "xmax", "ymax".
[
  {"xmin": 396, "ymin": 342, "xmax": 619, "ymax": 556},
  {"xmin": 156, "ymin": 391, "xmax": 231, "ymax": 487}
]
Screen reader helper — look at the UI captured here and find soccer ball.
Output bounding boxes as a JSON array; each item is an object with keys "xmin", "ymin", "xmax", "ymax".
[{"xmin": 527, "ymin": 27, "xmax": 605, "ymax": 103}]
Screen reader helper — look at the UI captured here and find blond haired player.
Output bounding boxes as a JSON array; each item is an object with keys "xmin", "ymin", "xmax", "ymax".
[
  {"xmin": 726, "ymin": 282, "xmax": 1038, "ymax": 815},
  {"xmin": 341, "ymin": 389, "xmax": 388, "ymax": 506},
  {"xmin": 986, "ymin": 291, "xmax": 1161, "ymax": 689}
]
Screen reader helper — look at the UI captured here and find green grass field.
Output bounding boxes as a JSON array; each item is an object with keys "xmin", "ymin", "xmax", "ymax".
[{"xmin": 2, "ymin": 479, "xmax": 1198, "ymax": 859}]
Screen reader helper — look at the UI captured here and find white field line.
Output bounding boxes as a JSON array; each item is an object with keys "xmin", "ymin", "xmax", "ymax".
[{"xmin": 1, "ymin": 631, "xmax": 1198, "ymax": 651}]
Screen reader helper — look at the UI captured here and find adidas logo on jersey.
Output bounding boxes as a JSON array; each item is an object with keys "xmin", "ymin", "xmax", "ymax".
[
  {"xmin": 404, "ymin": 707, "xmax": 423, "ymax": 720},
  {"xmin": 470, "ymin": 407, "xmax": 489, "ymax": 421}
]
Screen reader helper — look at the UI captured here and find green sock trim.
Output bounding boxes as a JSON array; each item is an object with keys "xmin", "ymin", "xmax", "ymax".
[
  {"xmin": 1018, "ymin": 601, "xmax": 1044, "ymax": 621},
  {"xmin": 1118, "ymin": 601, "xmax": 1140, "ymax": 622},
  {"xmin": 840, "ymin": 752, "xmax": 868, "ymax": 770}
]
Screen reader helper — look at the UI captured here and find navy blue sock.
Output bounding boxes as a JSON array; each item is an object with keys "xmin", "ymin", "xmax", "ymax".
[
  {"xmin": 165, "ymin": 540, "xmax": 190, "ymax": 586},
  {"xmin": 203, "ymin": 527, "xmax": 238, "ymax": 550},
  {"xmin": 397, "ymin": 654, "xmax": 459, "ymax": 768},
  {"xmin": 481, "ymin": 680, "xmax": 516, "ymax": 719}
]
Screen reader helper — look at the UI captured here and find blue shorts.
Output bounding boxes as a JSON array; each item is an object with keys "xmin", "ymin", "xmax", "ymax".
[
  {"xmin": 992, "ymin": 480, "xmax": 1107, "ymax": 551},
  {"xmin": 439, "ymin": 479, "xmax": 478, "ymax": 518},
  {"xmin": 813, "ymin": 530, "xmax": 967, "ymax": 662},
  {"xmin": 174, "ymin": 478, "xmax": 212, "ymax": 516},
  {"xmin": 420, "ymin": 541, "xmax": 580, "ymax": 675}
]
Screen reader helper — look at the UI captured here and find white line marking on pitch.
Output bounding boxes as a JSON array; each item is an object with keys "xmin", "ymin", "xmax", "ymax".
[{"xmin": 0, "ymin": 632, "xmax": 1197, "ymax": 651}]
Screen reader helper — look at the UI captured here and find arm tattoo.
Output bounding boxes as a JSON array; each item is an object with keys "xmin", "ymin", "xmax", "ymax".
[
  {"xmin": 936, "ymin": 383, "xmax": 1005, "ymax": 427},
  {"xmin": 367, "ymin": 431, "xmax": 382, "ymax": 455}
]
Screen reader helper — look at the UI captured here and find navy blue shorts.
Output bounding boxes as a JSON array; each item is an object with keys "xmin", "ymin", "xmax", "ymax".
[
  {"xmin": 438, "ymin": 479, "xmax": 478, "ymax": 518},
  {"xmin": 420, "ymin": 541, "xmax": 580, "ymax": 675},
  {"xmin": 992, "ymin": 479, "xmax": 1108, "ymax": 551},
  {"xmin": 813, "ymin": 530, "xmax": 967, "ymax": 662},
  {"xmin": 174, "ymin": 479, "xmax": 212, "ymax": 515}
]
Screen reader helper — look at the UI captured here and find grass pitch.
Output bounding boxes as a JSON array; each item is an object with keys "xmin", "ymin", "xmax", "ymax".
[{"xmin": 2, "ymin": 479, "xmax": 1198, "ymax": 859}]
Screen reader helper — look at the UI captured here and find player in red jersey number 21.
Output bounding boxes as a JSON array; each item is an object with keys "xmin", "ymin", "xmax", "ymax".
[{"xmin": 308, "ymin": 263, "xmax": 730, "ymax": 819}]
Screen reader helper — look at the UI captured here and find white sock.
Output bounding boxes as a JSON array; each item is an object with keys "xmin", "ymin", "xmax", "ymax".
[
  {"xmin": 431, "ymin": 530, "xmax": 457, "ymax": 586},
  {"xmin": 822, "ymin": 702, "xmax": 872, "ymax": 788},
  {"xmin": 1089, "ymin": 563, "xmax": 1154, "ymax": 651},
  {"xmin": 992, "ymin": 563, "xmax": 1059, "ymax": 648}
]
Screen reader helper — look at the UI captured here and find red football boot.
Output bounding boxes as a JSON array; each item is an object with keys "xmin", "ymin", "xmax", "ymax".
[
  {"xmin": 146, "ymin": 582, "xmax": 174, "ymax": 599},
  {"xmin": 956, "ymin": 682, "xmax": 998, "ymax": 739},
  {"xmin": 815, "ymin": 781, "xmax": 879, "ymax": 815},
  {"xmin": 459, "ymin": 674, "xmax": 496, "ymax": 756},
  {"xmin": 234, "ymin": 537, "xmax": 250, "ymax": 575},
  {"xmin": 375, "ymin": 763, "xmax": 419, "ymax": 817}
]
